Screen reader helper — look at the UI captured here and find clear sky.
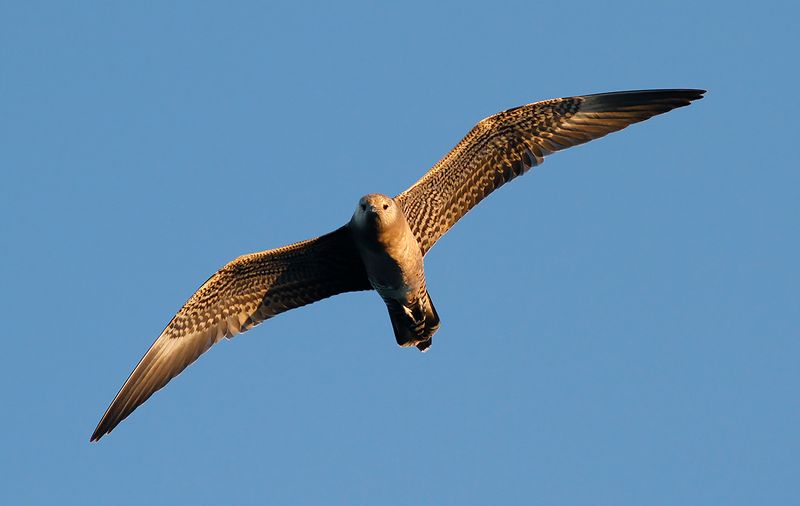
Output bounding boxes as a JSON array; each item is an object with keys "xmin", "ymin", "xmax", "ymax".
[{"xmin": 1, "ymin": 1, "xmax": 797, "ymax": 504}]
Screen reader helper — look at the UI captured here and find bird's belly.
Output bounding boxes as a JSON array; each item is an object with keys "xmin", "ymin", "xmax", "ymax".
[{"xmin": 365, "ymin": 255, "xmax": 414, "ymax": 300}]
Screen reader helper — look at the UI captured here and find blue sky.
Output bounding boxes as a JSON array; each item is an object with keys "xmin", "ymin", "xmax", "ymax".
[{"xmin": 1, "ymin": 1, "xmax": 797, "ymax": 504}]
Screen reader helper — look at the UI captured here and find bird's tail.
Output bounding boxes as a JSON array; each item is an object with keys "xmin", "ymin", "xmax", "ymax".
[{"xmin": 386, "ymin": 291, "xmax": 440, "ymax": 352}]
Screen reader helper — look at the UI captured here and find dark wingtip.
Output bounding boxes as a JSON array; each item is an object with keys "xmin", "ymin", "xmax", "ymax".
[
  {"xmin": 90, "ymin": 406, "xmax": 130, "ymax": 442},
  {"xmin": 90, "ymin": 426, "xmax": 105, "ymax": 443},
  {"xmin": 668, "ymin": 88, "xmax": 706, "ymax": 102},
  {"xmin": 583, "ymin": 88, "xmax": 706, "ymax": 98},
  {"xmin": 580, "ymin": 88, "xmax": 706, "ymax": 113},
  {"xmin": 90, "ymin": 410, "xmax": 121, "ymax": 442}
]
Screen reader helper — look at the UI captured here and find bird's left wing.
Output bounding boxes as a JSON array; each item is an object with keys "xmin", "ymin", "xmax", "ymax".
[
  {"xmin": 396, "ymin": 89, "xmax": 705, "ymax": 254},
  {"xmin": 91, "ymin": 225, "xmax": 370, "ymax": 441}
]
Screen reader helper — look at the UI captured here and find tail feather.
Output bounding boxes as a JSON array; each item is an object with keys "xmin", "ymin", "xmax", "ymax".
[{"xmin": 386, "ymin": 291, "xmax": 440, "ymax": 352}]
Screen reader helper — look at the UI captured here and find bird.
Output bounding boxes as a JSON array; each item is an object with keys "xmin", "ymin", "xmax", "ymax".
[{"xmin": 91, "ymin": 88, "xmax": 705, "ymax": 441}]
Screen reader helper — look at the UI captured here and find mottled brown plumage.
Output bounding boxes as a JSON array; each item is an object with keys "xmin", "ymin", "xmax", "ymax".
[{"xmin": 92, "ymin": 89, "xmax": 704, "ymax": 442}]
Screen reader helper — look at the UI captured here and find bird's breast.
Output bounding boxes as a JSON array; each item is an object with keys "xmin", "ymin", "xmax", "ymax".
[{"xmin": 350, "ymin": 220, "xmax": 425, "ymax": 301}]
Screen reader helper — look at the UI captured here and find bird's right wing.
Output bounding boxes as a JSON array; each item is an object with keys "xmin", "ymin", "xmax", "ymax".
[
  {"xmin": 91, "ymin": 225, "xmax": 370, "ymax": 441},
  {"xmin": 396, "ymin": 89, "xmax": 705, "ymax": 254}
]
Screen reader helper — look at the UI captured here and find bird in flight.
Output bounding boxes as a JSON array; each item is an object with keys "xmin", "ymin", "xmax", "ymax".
[{"xmin": 91, "ymin": 89, "xmax": 705, "ymax": 441}]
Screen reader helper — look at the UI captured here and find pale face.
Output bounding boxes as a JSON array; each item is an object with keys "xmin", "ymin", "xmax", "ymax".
[{"xmin": 352, "ymin": 193, "xmax": 400, "ymax": 230}]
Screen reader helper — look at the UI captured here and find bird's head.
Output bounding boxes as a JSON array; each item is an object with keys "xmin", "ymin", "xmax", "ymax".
[{"xmin": 351, "ymin": 193, "xmax": 401, "ymax": 231}]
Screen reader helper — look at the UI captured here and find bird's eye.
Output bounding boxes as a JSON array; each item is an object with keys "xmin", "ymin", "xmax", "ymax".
[{"xmin": 383, "ymin": 204, "xmax": 389, "ymax": 210}]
